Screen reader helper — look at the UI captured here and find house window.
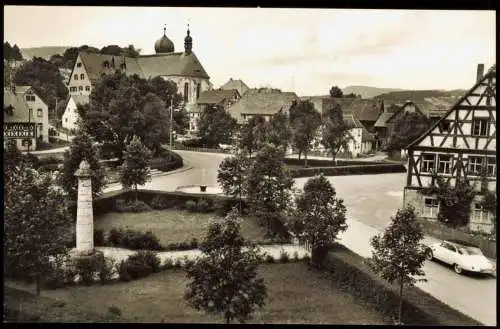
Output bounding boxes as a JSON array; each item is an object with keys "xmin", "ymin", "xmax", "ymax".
[
  {"xmin": 437, "ymin": 154, "xmax": 453, "ymax": 174},
  {"xmin": 78, "ymin": 86, "xmax": 83, "ymax": 91},
  {"xmin": 421, "ymin": 154, "xmax": 436, "ymax": 173},
  {"xmin": 472, "ymin": 203, "xmax": 490, "ymax": 222},
  {"xmin": 65, "ymin": 118, "xmax": 68, "ymax": 123},
  {"xmin": 423, "ymin": 197, "xmax": 439, "ymax": 218},
  {"xmin": 184, "ymin": 82, "xmax": 189, "ymax": 103},
  {"xmin": 468, "ymin": 156, "xmax": 483, "ymax": 176},
  {"xmin": 196, "ymin": 83, "xmax": 201, "ymax": 99},
  {"xmin": 472, "ymin": 118, "xmax": 489, "ymax": 136},
  {"xmin": 70, "ymin": 87, "xmax": 77, "ymax": 92},
  {"xmin": 85, "ymin": 86, "xmax": 90, "ymax": 92},
  {"xmin": 74, "ymin": 74, "xmax": 78, "ymax": 80},
  {"xmin": 80, "ymin": 73, "xmax": 85, "ymax": 80},
  {"xmin": 103, "ymin": 61, "xmax": 109, "ymax": 68},
  {"xmin": 439, "ymin": 120, "xmax": 452, "ymax": 133},
  {"xmin": 25, "ymin": 95, "xmax": 35, "ymax": 102},
  {"xmin": 77, "ymin": 63, "xmax": 82, "ymax": 67},
  {"xmin": 486, "ymin": 157, "xmax": 496, "ymax": 177},
  {"xmin": 37, "ymin": 108, "xmax": 43, "ymax": 117}
]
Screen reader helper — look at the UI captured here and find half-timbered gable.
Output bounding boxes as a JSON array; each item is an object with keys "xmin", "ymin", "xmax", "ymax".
[{"xmin": 403, "ymin": 64, "xmax": 496, "ymax": 233}]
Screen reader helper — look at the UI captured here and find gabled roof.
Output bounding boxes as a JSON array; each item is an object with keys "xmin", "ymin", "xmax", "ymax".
[
  {"xmin": 407, "ymin": 64, "xmax": 496, "ymax": 149},
  {"xmin": 228, "ymin": 89, "xmax": 299, "ymax": 124},
  {"xmin": 4, "ymin": 90, "xmax": 32, "ymax": 122},
  {"xmin": 220, "ymin": 78, "xmax": 250, "ymax": 96},
  {"xmin": 301, "ymin": 96, "xmax": 383, "ymax": 122},
  {"xmin": 373, "ymin": 112, "xmax": 395, "ymax": 128},
  {"xmin": 13, "ymin": 85, "xmax": 32, "ymax": 94},
  {"xmin": 374, "ymin": 101, "xmax": 426, "ymax": 127},
  {"xmin": 197, "ymin": 89, "xmax": 239, "ymax": 105},
  {"xmin": 343, "ymin": 114, "xmax": 375, "ymax": 142}
]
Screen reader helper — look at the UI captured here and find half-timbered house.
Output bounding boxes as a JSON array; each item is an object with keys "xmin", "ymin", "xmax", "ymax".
[{"xmin": 403, "ymin": 64, "xmax": 496, "ymax": 233}]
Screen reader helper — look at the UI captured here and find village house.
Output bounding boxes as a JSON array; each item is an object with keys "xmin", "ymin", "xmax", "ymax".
[
  {"xmin": 373, "ymin": 100, "xmax": 427, "ymax": 150},
  {"xmin": 66, "ymin": 25, "xmax": 212, "ymax": 115},
  {"xmin": 219, "ymin": 78, "xmax": 250, "ymax": 97},
  {"xmin": 227, "ymin": 88, "xmax": 299, "ymax": 125},
  {"xmin": 62, "ymin": 94, "xmax": 90, "ymax": 131},
  {"xmin": 4, "ymin": 88, "xmax": 38, "ymax": 151},
  {"xmin": 403, "ymin": 64, "xmax": 496, "ymax": 234}
]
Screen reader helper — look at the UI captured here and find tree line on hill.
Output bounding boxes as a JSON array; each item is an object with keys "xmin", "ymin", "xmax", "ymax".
[
  {"xmin": 4, "ymin": 42, "xmax": 24, "ymax": 61},
  {"xmin": 50, "ymin": 44, "xmax": 142, "ymax": 70}
]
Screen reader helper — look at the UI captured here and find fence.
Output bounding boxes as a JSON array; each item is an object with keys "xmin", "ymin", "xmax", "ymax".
[{"xmin": 173, "ymin": 145, "xmax": 232, "ymax": 154}]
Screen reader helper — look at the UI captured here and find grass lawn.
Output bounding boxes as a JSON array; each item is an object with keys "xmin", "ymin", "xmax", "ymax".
[
  {"xmin": 94, "ymin": 209, "xmax": 268, "ymax": 245},
  {"xmin": 5, "ymin": 263, "xmax": 389, "ymax": 324}
]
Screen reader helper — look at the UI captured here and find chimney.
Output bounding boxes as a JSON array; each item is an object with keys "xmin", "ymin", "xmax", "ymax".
[{"xmin": 476, "ymin": 64, "xmax": 485, "ymax": 83}]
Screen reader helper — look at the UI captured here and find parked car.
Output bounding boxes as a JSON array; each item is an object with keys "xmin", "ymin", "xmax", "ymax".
[{"xmin": 426, "ymin": 239, "xmax": 496, "ymax": 275}]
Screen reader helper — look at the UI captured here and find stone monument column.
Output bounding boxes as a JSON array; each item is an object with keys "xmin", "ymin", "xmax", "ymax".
[{"xmin": 74, "ymin": 160, "xmax": 94, "ymax": 255}]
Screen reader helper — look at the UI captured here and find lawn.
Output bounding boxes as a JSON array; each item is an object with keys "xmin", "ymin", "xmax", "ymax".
[
  {"xmin": 5, "ymin": 263, "xmax": 389, "ymax": 324},
  {"xmin": 94, "ymin": 209, "xmax": 268, "ymax": 245}
]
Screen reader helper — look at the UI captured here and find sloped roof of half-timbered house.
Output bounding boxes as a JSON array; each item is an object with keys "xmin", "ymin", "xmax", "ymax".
[{"xmin": 406, "ymin": 64, "xmax": 496, "ymax": 150}]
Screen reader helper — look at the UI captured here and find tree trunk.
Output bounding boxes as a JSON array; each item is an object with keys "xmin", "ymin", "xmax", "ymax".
[
  {"xmin": 331, "ymin": 150, "xmax": 336, "ymax": 166},
  {"xmin": 304, "ymin": 151, "xmax": 308, "ymax": 168},
  {"xmin": 134, "ymin": 185, "xmax": 138, "ymax": 202},
  {"xmin": 398, "ymin": 277, "xmax": 404, "ymax": 325},
  {"xmin": 298, "ymin": 150, "xmax": 301, "ymax": 160},
  {"xmin": 225, "ymin": 313, "xmax": 231, "ymax": 324},
  {"xmin": 35, "ymin": 275, "xmax": 41, "ymax": 296}
]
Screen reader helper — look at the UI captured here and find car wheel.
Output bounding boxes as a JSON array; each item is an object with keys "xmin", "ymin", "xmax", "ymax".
[
  {"xmin": 425, "ymin": 249, "xmax": 433, "ymax": 260},
  {"xmin": 454, "ymin": 264, "xmax": 463, "ymax": 274}
]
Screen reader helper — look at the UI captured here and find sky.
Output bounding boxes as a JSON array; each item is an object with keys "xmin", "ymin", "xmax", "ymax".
[{"xmin": 3, "ymin": 6, "xmax": 496, "ymax": 96}]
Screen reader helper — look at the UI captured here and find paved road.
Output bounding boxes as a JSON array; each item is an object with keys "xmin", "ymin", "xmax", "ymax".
[{"xmin": 103, "ymin": 150, "xmax": 496, "ymax": 326}]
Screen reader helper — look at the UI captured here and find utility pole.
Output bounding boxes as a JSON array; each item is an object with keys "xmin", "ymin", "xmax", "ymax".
[{"xmin": 169, "ymin": 97, "xmax": 174, "ymax": 159}]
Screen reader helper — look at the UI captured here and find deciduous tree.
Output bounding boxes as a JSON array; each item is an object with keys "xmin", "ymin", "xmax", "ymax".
[
  {"xmin": 289, "ymin": 100, "xmax": 321, "ymax": 167},
  {"xmin": 120, "ymin": 135, "xmax": 152, "ymax": 201},
  {"xmin": 387, "ymin": 112, "xmax": 431, "ymax": 151},
  {"xmin": 268, "ymin": 110, "xmax": 292, "ymax": 152},
  {"xmin": 291, "ymin": 174, "xmax": 348, "ymax": 266},
  {"xmin": 60, "ymin": 129, "xmax": 106, "ymax": 201},
  {"xmin": 320, "ymin": 104, "xmax": 352, "ymax": 165},
  {"xmin": 184, "ymin": 209, "xmax": 267, "ymax": 324},
  {"xmin": 246, "ymin": 144, "xmax": 294, "ymax": 234},
  {"xmin": 369, "ymin": 206, "xmax": 428, "ymax": 325},
  {"xmin": 217, "ymin": 154, "xmax": 250, "ymax": 212},
  {"xmin": 198, "ymin": 105, "xmax": 237, "ymax": 147},
  {"xmin": 329, "ymin": 85, "xmax": 343, "ymax": 98},
  {"xmin": 4, "ymin": 165, "xmax": 72, "ymax": 296}
]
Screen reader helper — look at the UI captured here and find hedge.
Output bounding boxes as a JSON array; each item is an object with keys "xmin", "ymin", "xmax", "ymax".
[
  {"xmin": 289, "ymin": 164, "xmax": 406, "ymax": 178},
  {"xmin": 319, "ymin": 244, "xmax": 482, "ymax": 326},
  {"xmin": 149, "ymin": 151, "xmax": 183, "ymax": 172},
  {"xmin": 284, "ymin": 158, "xmax": 384, "ymax": 167}
]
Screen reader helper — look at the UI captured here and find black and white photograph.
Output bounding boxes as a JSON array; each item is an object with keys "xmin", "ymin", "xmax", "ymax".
[{"xmin": 3, "ymin": 5, "xmax": 496, "ymax": 325}]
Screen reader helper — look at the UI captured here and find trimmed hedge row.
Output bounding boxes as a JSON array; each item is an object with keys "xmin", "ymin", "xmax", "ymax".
[
  {"xmin": 289, "ymin": 164, "xmax": 406, "ymax": 178},
  {"xmin": 320, "ymin": 244, "xmax": 481, "ymax": 326},
  {"xmin": 149, "ymin": 150, "xmax": 183, "ymax": 172},
  {"xmin": 284, "ymin": 157, "xmax": 383, "ymax": 167}
]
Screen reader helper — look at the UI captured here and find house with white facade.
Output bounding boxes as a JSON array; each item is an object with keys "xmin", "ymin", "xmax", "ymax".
[
  {"xmin": 62, "ymin": 94, "xmax": 90, "ymax": 131},
  {"xmin": 12, "ymin": 85, "xmax": 49, "ymax": 143}
]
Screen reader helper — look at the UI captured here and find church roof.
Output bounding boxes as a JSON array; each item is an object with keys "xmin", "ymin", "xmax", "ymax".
[
  {"xmin": 228, "ymin": 89, "xmax": 299, "ymax": 124},
  {"xmin": 220, "ymin": 78, "xmax": 250, "ymax": 96},
  {"xmin": 76, "ymin": 50, "xmax": 210, "ymax": 84}
]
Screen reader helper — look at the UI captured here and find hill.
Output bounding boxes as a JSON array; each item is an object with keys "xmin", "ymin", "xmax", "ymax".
[
  {"xmin": 342, "ymin": 86, "xmax": 405, "ymax": 98},
  {"xmin": 21, "ymin": 46, "xmax": 69, "ymax": 61}
]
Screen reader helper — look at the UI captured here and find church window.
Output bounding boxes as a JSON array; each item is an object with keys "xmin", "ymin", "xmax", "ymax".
[
  {"xmin": 184, "ymin": 82, "xmax": 189, "ymax": 103},
  {"xmin": 196, "ymin": 83, "xmax": 201, "ymax": 99}
]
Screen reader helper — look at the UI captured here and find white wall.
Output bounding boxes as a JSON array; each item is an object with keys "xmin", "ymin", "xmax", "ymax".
[
  {"xmin": 62, "ymin": 97, "xmax": 80, "ymax": 131},
  {"xmin": 68, "ymin": 55, "xmax": 92, "ymax": 96},
  {"xmin": 22, "ymin": 89, "xmax": 49, "ymax": 143}
]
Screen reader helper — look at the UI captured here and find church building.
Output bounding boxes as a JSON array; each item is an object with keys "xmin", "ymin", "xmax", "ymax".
[{"xmin": 66, "ymin": 25, "xmax": 212, "ymax": 113}]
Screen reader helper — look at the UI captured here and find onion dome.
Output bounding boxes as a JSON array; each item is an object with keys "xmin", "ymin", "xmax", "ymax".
[{"xmin": 155, "ymin": 25, "xmax": 175, "ymax": 54}]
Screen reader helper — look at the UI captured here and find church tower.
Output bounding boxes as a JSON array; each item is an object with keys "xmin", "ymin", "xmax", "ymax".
[{"xmin": 184, "ymin": 24, "xmax": 193, "ymax": 55}]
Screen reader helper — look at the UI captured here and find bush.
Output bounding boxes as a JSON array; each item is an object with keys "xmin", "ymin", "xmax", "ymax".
[
  {"xmin": 149, "ymin": 150, "xmax": 183, "ymax": 172},
  {"xmin": 162, "ymin": 258, "xmax": 174, "ymax": 269},
  {"xmin": 99, "ymin": 258, "xmax": 116, "ymax": 284},
  {"xmin": 178, "ymin": 242, "xmax": 191, "ymax": 251},
  {"xmin": 264, "ymin": 254, "xmax": 275, "ymax": 263},
  {"xmin": 42, "ymin": 264, "xmax": 69, "ymax": 290},
  {"xmin": 108, "ymin": 306, "xmax": 121, "ymax": 317},
  {"xmin": 293, "ymin": 251, "xmax": 300, "ymax": 261},
  {"xmin": 149, "ymin": 195, "xmax": 175, "ymax": 210},
  {"xmin": 117, "ymin": 251, "xmax": 161, "ymax": 281},
  {"xmin": 196, "ymin": 198, "xmax": 212, "ymax": 213},
  {"xmin": 115, "ymin": 199, "xmax": 152, "ymax": 213},
  {"xmin": 185, "ymin": 200, "xmax": 197, "ymax": 212},
  {"xmin": 279, "ymin": 251, "xmax": 290, "ymax": 263},
  {"xmin": 94, "ymin": 229, "xmax": 105, "ymax": 246},
  {"xmin": 190, "ymin": 238, "xmax": 199, "ymax": 249},
  {"xmin": 107, "ymin": 228, "xmax": 163, "ymax": 251},
  {"xmin": 74, "ymin": 254, "xmax": 104, "ymax": 285},
  {"xmin": 173, "ymin": 258, "xmax": 183, "ymax": 268}
]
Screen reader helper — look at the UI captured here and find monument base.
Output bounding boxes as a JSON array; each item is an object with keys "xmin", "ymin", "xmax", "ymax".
[{"xmin": 68, "ymin": 248, "xmax": 105, "ymax": 272}]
